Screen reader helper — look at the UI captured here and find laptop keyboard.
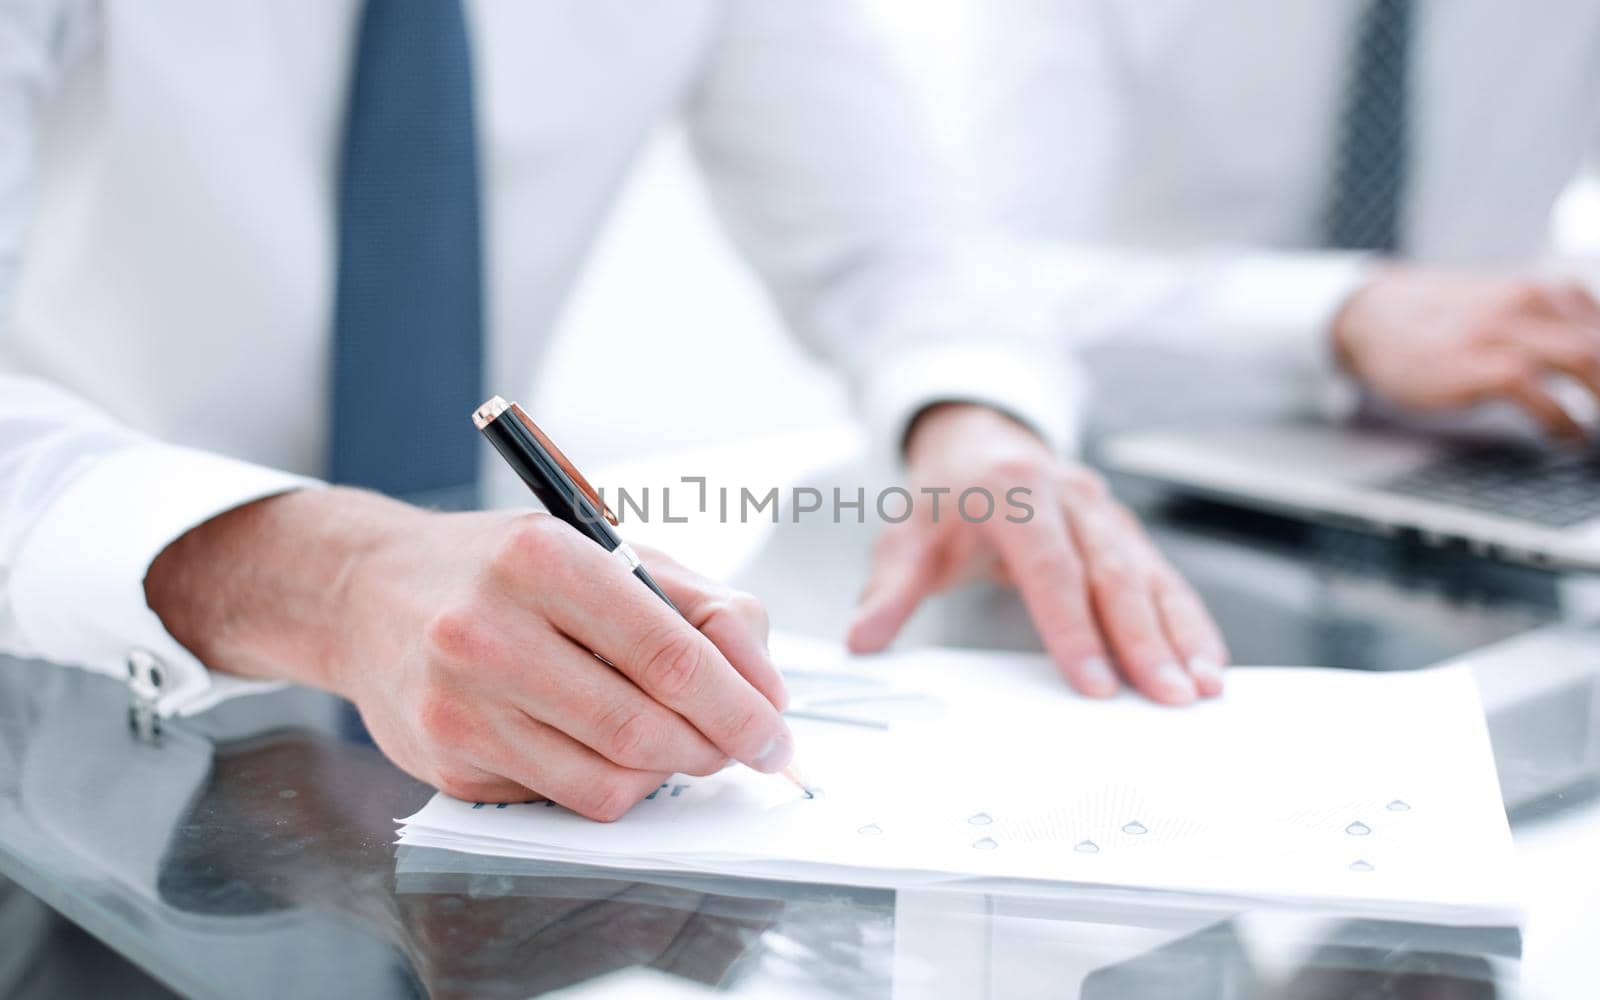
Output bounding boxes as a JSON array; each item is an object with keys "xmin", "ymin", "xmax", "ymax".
[{"xmin": 1381, "ymin": 445, "xmax": 1600, "ymax": 528}]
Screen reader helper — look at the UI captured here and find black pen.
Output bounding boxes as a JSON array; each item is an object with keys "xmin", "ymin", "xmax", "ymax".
[
  {"xmin": 471, "ymin": 394, "xmax": 814, "ymax": 797},
  {"xmin": 473, "ymin": 394, "xmax": 676, "ymax": 607}
]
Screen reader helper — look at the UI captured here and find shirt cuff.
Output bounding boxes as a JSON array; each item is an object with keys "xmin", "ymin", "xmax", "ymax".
[
  {"xmin": 860, "ymin": 340, "xmax": 1084, "ymax": 470},
  {"xmin": 9, "ymin": 443, "xmax": 320, "ymax": 716},
  {"xmin": 1207, "ymin": 251, "xmax": 1371, "ymax": 421},
  {"xmin": 1205, "ymin": 251, "xmax": 1373, "ymax": 377}
]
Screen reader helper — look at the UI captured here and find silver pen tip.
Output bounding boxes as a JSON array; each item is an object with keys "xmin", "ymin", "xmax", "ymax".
[{"xmin": 781, "ymin": 763, "xmax": 816, "ymax": 799}]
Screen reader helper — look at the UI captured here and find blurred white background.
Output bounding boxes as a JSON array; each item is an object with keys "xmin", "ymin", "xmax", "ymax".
[{"xmin": 529, "ymin": 1, "xmax": 982, "ymax": 465}]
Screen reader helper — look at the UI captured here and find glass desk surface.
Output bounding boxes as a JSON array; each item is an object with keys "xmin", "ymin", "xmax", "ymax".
[{"xmin": 3, "ymin": 448, "xmax": 1600, "ymax": 998}]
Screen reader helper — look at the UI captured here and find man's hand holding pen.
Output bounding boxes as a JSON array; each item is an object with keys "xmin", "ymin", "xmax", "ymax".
[{"xmin": 145, "ymin": 488, "xmax": 794, "ymax": 822}]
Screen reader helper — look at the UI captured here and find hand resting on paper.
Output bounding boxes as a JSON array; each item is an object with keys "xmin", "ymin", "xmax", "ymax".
[
  {"xmin": 145, "ymin": 487, "xmax": 791, "ymax": 821},
  {"xmin": 848, "ymin": 403, "xmax": 1229, "ymax": 705}
]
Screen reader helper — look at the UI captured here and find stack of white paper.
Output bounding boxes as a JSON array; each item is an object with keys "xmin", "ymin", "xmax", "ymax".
[{"xmin": 398, "ymin": 633, "xmax": 1520, "ymax": 926}]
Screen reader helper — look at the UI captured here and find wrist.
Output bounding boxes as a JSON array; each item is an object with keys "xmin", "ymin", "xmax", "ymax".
[
  {"xmin": 1329, "ymin": 290, "xmax": 1362, "ymax": 374},
  {"xmin": 1329, "ymin": 267, "xmax": 1398, "ymax": 375},
  {"xmin": 904, "ymin": 402, "xmax": 1044, "ymax": 469},
  {"xmin": 145, "ymin": 486, "xmax": 423, "ymax": 695}
]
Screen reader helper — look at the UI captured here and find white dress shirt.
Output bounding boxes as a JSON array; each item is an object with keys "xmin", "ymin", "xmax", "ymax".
[
  {"xmin": 0, "ymin": 0, "xmax": 1075, "ymax": 714},
  {"xmin": 980, "ymin": 0, "xmax": 1600, "ymax": 368}
]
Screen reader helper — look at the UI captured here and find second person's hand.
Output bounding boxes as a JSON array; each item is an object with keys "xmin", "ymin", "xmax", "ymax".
[
  {"xmin": 847, "ymin": 403, "xmax": 1228, "ymax": 704},
  {"xmin": 1333, "ymin": 267, "xmax": 1600, "ymax": 438}
]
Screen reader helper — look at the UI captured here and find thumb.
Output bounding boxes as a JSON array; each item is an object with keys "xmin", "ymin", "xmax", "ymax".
[{"xmin": 847, "ymin": 528, "xmax": 940, "ymax": 654}]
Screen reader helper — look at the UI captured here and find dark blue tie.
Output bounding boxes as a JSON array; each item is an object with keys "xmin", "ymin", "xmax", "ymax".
[
  {"xmin": 1325, "ymin": 0, "xmax": 1412, "ymax": 253},
  {"xmin": 330, "ymin": 0, "xmax": 483, "ymax": 509}
]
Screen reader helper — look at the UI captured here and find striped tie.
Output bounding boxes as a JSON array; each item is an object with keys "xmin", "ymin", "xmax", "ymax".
[{"xmin": 329, "ymin": 0, "xmax": 483, "ymax": 509}]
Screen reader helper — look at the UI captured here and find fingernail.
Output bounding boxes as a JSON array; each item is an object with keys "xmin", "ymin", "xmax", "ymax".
[
  {"xmin": 1154, "ymin": 661, "xmax": 1198, "ymax": 704},
  {"xmin": 751, "ymin": 728, "xmax": 795, "ymax": 773},
  {"xmin": 1079, "ymin": 656, "xmax": 1119, "ymax": 696},
  {"xmin": 1188, "ymin": 656, "xmax": 1224, "ymax": 693}
]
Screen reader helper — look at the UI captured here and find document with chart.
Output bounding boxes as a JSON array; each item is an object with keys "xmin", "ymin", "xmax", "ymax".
[{"xmin": 397, "ymin": 633, "xmax": 1520, "ymax": 926}]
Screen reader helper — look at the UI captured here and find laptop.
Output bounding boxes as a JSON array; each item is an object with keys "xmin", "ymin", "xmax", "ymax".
[{"xmin": 1102, "ymin": 410, "xmax": 1600, "ymax": 571}]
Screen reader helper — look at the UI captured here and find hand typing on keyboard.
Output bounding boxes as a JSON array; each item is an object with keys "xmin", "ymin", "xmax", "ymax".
[{"xmin": 1333, "ymin": 268, "xmax": 1600, "ymax": 440}]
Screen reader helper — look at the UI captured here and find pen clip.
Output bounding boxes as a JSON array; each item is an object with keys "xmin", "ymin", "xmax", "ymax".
[{"xmin": 507, "ymin": 403, "xmax": 619, "ymax": 526}]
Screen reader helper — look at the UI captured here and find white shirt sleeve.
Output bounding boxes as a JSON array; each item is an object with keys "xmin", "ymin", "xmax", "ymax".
[
  {"xmin": 977, "ymin": 0, "xmax": 1372, "ymax": 401},
  {"xmin": 1014, "ymin": 242, "xmax": 1372, "ymax": 377},
  {"xmin": 0, "ymin": 2, "xmax": 314, "ymax": 715},
  {"xmin": 683, "ymin": 0, "xmax": 1083, "ymax": 466},
  {"xmin": 6, "ymin": 429, "xmax": 316, "ymax": 716}
]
